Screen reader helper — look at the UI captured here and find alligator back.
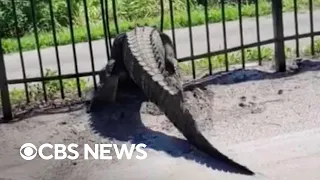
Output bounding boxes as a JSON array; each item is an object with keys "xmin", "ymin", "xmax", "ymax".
[{"xmin": 122, "ymin": 26, "xmax": 254, "ymax": 175}]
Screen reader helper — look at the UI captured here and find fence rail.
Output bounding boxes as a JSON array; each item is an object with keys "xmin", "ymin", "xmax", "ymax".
[{"xmin": 1, "ymin": 0, "xmax": 320, "ymax": 121}]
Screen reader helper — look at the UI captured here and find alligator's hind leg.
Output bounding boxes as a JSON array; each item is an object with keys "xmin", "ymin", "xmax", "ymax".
[
  {"xmin": 87, "ymin": 32, "xmax": 137, "ymax": 112},
  {"xmin": 86, "ymin": 59, "xmax": 120, "ymax": 112},
  {"xmin": 159, "ymin": 33, "xmax": 179, "ymax": 75},
  {"xmin": 98, "ymin": 59, "xmax": 116, "ymax": 83},
  {"xmin": 159, "ymin": 32, "xmax": 184, "ymax": 96}
]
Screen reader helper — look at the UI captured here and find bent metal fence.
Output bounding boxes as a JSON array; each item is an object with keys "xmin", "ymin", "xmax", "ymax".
[{"xmin": 0, "ymin": 0, "xmax": 319, "ymax": 121}]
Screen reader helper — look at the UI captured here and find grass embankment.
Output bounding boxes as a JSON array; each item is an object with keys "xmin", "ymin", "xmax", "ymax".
[{"xmin": 2, "ymin": 0, "xmax": 320, "ymax": 54}]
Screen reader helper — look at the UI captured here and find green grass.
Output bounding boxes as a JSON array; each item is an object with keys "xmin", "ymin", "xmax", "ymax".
[
  {"xmin": 4, "ymin": 69, "xmax": 91, "ymax": 108},
  {"xmin": 2, "ymin": 0, "xmax": 320, "ymax": 54},
  {"xmin": 178, "ymin": 39, "xmax": 320, "ymax": 75}
]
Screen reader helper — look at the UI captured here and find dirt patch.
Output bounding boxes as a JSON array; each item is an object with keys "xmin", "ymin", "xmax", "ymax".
[{"xmin": 1, "ymin": 59, "xmax": 320, "ymax": 180}]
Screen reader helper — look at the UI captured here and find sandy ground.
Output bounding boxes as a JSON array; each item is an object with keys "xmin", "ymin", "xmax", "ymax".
[{"xmin": 1, "ymin": 59, "xmax": 320, "ymax": 180}]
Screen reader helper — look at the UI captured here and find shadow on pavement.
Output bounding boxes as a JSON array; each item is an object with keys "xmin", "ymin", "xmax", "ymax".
[
  {"xmin": 88, "ymin": 90, "xmax": 255, "ymax": 176},
  {"xmin": 183, "ymin": 59, "xmax": 320, "ymax": 91}
]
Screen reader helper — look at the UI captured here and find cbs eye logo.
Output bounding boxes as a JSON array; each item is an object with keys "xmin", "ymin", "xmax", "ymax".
[{"xmin": 20, "ymin": 143, "xmax": 38, "ymax": 160}]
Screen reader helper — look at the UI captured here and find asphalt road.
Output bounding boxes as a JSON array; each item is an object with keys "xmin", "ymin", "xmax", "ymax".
[{"xmin": 3, "ymin": 10, "xmax": 320, "ymax": 82}]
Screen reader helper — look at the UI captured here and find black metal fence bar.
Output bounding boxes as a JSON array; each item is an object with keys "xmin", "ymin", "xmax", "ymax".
[
  {"xmin": 204, "ymin": 0, "xmax": 213, "ymax": 75},
  {"xmin": 272, "ymin": 0, "xmax": 286, "ymax": 72},
  {"xmin": 284, "ymin": 31, "xmax": 320, "ymax": 41},
  {"xmin": 169, "ymin": 0, "xmax": 177, "ymax": 58},
  {"xmin": 7, "ymin": 71, "xmax": 101, "ymax": 85},
  {"xmin": 0, "ymin": 38, "xmax": 13, "ymax": 121},
  {"xmin": 66, "ymin": 0, "xmax": 82, "ymax": 97},
  {"xmin": 221, "ymin": 0, "xmax": 229, "ymax": 72},
  {"xmin": 30, "ymin": 0, "xmax": 48, "ymax": 101},
  {"xmin": 48, "ymin": 0, "xmax": 65, "ymax": 99},
  {"xmin": 178, "ymin": 29, "xmax": 320, "ymax": 63},
  {"xmin": 99, "ymin": 0, "xmax": 111, "ymax": 62},
  {"xmin": 237, "ymin": 0, "xmax": 245, "ymax": 69},
  {"xmin": 293, "ymin": 0, "xmax": 300, "ymax": 57},
  {"xmin": 112, "ymin": 0, "xmax": 119, "ymax": 34},
  {"xmin": 186, "ymin": 0, "xmax": 196, "ymax": 79},
  {"xmin": 255, "ymin": 0, "xmax": 262, "ymax": 65},
  {"xmin": 178, "ymin": 38, "xmax": 275, "ymax": 62},
  {"xmin": 11, "ymin": 0, "xmax": 30, "ymax": 102},
  {"xmin": 105, "ymin": 0, "xmax": 113, "ymax": 53},
  {"xmin": 83, "ymin": 0, "xmax": 98, "ymax": 90},
  {"xmin": 160, "ymin": 0, "xmax": 164, "ymax": 32},
  {"xmin": 309, "ymin": 0, "xmax": 315, "ymax": 56}
]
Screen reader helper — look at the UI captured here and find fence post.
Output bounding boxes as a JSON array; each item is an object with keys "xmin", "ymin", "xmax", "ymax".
[
  {"xmin": 271, "ymin": 0, "xmax": 286, "ymax": 72},
  {"xmin": 0, "ymin": 38, "xmax": 13, "ymax": 121}
]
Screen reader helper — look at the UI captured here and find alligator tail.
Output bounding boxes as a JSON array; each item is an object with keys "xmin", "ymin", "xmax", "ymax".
[{"xmin": 123, "ymin": 26, "xmax": 254, "ymax": 175}]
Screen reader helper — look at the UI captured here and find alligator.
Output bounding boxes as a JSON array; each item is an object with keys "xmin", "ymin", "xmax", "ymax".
[{"xmin": 88, "ymin": 26, "xmax": 254, "ymax": 175}]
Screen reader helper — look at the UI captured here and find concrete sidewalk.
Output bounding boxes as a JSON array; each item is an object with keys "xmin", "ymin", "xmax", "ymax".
[{"xmin": 3, "ymin": 10, "xmax": 320, "ymax": 81}]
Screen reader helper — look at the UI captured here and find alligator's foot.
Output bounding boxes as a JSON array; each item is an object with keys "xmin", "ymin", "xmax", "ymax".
[
  {"xmin": 86, "ymin": 64, "xmax": 144, "ymax": 113},
  {"xmin": 86, "ymin": 75, "xmax": 119, "ymax": 113}
]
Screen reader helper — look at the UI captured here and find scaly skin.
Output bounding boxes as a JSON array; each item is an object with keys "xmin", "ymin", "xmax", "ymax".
[{"xmin": 121, "ymin": 26, "xmax": 254, "ymax": 175}]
